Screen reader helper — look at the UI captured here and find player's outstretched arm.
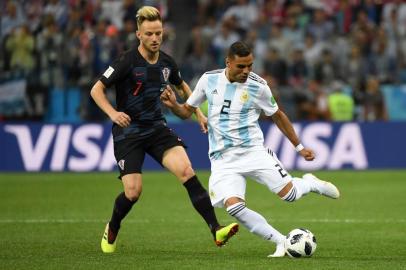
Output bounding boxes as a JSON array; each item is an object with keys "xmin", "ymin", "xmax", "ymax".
[
  {"xmin": 271, "ymin": 109, "xmax": 315, "ymax": 161},
  {"xmin": 173, "ymin": 82, "xmax": 208, "ymax": 133},
  {"xmin": 160, "ymin": 86, "xmax": 196, "ymax": 120}
]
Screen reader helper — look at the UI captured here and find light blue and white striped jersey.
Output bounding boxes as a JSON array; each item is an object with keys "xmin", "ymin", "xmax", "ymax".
[{"xmin": 187, "ymin": 69, "xmax": 279, "ymax": 157}]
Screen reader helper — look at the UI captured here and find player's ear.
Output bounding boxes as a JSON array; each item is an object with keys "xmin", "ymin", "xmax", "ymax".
[
  {"xmin": 136, "ymin": 30, "xmax": 141, "ymax": 40},
  {"xmin": 225, "ymin": 57, "xmax": 230, "ymax": 67}
]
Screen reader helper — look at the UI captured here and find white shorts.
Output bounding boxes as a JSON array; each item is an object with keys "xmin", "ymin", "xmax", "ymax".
[{"xmin": 209, "ymin": 146, "xmax": 292, "ymax": 208}]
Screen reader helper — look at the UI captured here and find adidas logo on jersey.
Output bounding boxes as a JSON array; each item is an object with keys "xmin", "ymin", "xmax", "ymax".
[{"xmin": 212, "ymin": 89, "xmax": 218, "ymax": 94}]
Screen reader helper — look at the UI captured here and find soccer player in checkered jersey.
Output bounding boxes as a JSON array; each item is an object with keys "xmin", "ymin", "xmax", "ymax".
[
  {"xmin": 91, "ymin": 6, "xmax": 238, "ymax": 253},
  {"xmin": 161, "ymin": 41, "xmax": 340, "ymax": 257}
]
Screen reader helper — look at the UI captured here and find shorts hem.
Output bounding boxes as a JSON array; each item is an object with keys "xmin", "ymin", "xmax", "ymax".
[
  {"xmin": 212, "ymin": 194, "xmax": 245, "ymax": 208},
  {"xmin": 118, "ymin": 170, "xmax": 142, "ymax": 180}
]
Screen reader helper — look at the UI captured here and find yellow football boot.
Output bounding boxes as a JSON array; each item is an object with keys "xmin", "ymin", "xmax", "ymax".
[
  {"xmin": 101, "ymin": 223, "xmax": 117, "ymax": 253},
  {"xmin": 215, "ymin": 223, "xmax": 239, "ymax": 247}
]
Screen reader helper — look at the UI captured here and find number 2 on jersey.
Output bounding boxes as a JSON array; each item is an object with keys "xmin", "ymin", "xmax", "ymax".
[
  {"xmin": 275, "ymin": 164, "xmax": 288, "ymax": 178},
  {"xmin": 221, "ymin": 99, "xmax": 231, "ymax": 114}
]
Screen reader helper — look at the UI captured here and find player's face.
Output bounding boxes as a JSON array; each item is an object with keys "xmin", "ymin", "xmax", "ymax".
[
  {"xmin": 226, "ymin": 54, "xmax": 253, "ymax": 83},
  {"xmin": 137, "ymin": 20, "xmax": 163, "ymax": 54}
]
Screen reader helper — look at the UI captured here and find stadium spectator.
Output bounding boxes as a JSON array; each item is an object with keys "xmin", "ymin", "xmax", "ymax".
[
  {"xmin": 1, "ymin": 1, "xmax": 25, "ymax": 40},
  {"xmin": 5, "ymin": 25, "xmax": 35, "ymax": 74},
  {"xmin": 328, "ymin": 82, "xmax": 354, "ymax": 121},
  {"xmin": 288, "ymin": 45, "xmax": 308, "ymax": 89},
  {"xmin": 343, "ymin": 45, "xmax": 369, "ymax": 91},
  {"xmin": 1, "ymin": 1, "xmax": 25, "ymax": 71},
  {"xmin": 293, "ymin": 79, "xmax": 330, "ymax": 121},
  {"xmin": 43, "ymin": 0, "xmax": 68, "ymax": 29},
  {"xmin": 222, "ymin": 0, "xmax": 258, "ymax": 37},
  {"xmin": 350, "ymin": 9, "xmax": 376, "ymax": 57},
  {"xmin": 303, "ymin": 34, "xmax": 325, "ymax": 78},
  {"xmin": 211, "ymin": 21, "xmax": 240, "ymax": 66},
  {"xmin": 314, "ymin": 49, "xmax": 339, "ymax": 85},
  {"xmin": 268, "ymin": 23, "xmax": 290, "ymax": 61},
  {"xmin": 263, "ymin": 47, "xmax": 288, "ymax": 86},
  {"xmin": 363, "ymin": 76, "xmax": 387, "ymax": 121},
  {"xmin": 36, "ymin": 15, "xmax": 64, "ymax": 89},
  {"xmin": 335, "ymin": 0, "xmax": 354, "ymax": 34},
  {"xmin": 370, "ymin": 26, "xmax": 398, "ymax": 84},
  {"xmin": 307, "ymin": 8, "xmax": 335, "ymax": 42},
  {"xmin": 282, "ymin": 14, "xmax": 305, "ymax": 49},
  {"xmin": 181, "ymin": 31, "xmax": 216, "ymax": 85}
]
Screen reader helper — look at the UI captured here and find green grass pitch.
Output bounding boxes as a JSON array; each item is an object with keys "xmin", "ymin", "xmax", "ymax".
[{"xmin": 0, "ymin": 170, "xmax": 405, "ymax": 270}]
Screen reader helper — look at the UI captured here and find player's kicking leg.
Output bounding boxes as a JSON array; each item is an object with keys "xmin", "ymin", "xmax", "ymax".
[
  {"xmin": 280, "ymin": 173, "xmax": 340, "ymax": 202},
  {"xmin": 302, "ymin": 173, "xmax": 340, "ymax": 199}
]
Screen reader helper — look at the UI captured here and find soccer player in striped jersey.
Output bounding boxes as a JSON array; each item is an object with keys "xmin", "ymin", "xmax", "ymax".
[{"xmin": 161, "ymin": 41, "xmax": 340, "ymax": 257}]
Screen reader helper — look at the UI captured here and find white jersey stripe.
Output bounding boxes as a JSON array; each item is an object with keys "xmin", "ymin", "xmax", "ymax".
[
  {"xmin": 219, "ymin": 83, "xmax": 237, "ymax": 149},
  {"xmin": 207, "ymin": 74, "xmax": 219, "ymax": 152},
  {"xmin": 239, "ymin": 83, "xmax": 260, "ymax": 146}
]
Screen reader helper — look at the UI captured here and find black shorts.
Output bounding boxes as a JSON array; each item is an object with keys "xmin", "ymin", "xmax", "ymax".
[{"xmin": 113, "ymin": 126, "xmax": 186, "ymax": 178}]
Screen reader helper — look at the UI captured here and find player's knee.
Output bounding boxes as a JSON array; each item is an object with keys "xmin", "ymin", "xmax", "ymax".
[
  {"xmin": 224, "ymin": 197, "xmax": 244, "ymax": 208},
  {"xmin": 125, "ymin": 186, "xmax": 142, "ymax": 201},
  {"xmin": 225, "ymin": 199, "xmax": 246, "ymax": 217},
  {"xmin": 280, "ymin": 186, "xmax": 298, "ymax": 202},
  {"xmin": 277, "ymin": 182, "xmax": 295, "ymax": 202},
  {"xmin": 182, "ymin": 165, "xmax": 195, "ymax": 180}
]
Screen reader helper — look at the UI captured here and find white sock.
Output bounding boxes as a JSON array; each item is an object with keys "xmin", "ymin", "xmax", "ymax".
[
  {"xmin": 282, "ymin": 177, "xmax": 313, "ymax": 202},
  {"xmin": 227, "ymin": 202, "xmax": 284, "ymax": 244}
]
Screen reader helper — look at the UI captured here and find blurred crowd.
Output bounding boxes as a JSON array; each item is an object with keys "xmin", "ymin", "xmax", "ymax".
[
  {"xmin": 1, "ymin": 0, "xmax": 406, "ymax": 122},
  {"xmin": 183, "ymin": 0, "xmax": 406, "ymax": 122},
  {"xmin": 0, "ymin": 0, "xmax": 172, "ymax": 121}
]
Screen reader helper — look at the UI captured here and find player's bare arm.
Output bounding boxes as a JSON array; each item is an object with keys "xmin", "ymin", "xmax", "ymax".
[
  {"xmin": 90, "ymin": 80, "xmax": 131, "ymax": 127},
  {"xmin": 161, "ymin": 86, "xmax": 196, "ymax": 119},
  {"xmin": 172, "ymin": 82, "xmax": 208, "ymax": 133},
  {"xmin": 271, "ymin": 109, "xmax": 315, "ymax": 161}
]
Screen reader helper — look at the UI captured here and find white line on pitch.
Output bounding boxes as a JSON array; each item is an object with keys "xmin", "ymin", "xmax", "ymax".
[{"xmin": 0, "ymin": 218, "xmax": 405, "ymax": 224}]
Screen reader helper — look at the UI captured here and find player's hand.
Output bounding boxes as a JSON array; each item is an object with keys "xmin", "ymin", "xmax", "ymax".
[
  {"xmin": 160, "ymin": 86, "xmax": 177, "ymax": 108},
  {"xmin": 196, "ymin": 111, "xmax": 208, "ymax": 134},
  {"xmin": 299, "ymin": 148, "xmax": 315, "ymax": 161},
  {"xmin": 110, "ymin": 111, "xmax": 131, "ymax": 127}
]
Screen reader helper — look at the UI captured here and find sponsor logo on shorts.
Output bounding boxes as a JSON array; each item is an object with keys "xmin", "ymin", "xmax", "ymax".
[
  {"xmin": 209, "ymin": 190, "xmax": 215, "ymax": 198},
  {"xmin": 118, "ymin": 159, "xmax": 125, "ymax": 170}
]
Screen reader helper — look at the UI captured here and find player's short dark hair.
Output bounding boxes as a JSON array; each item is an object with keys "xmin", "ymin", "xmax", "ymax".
[{"xmin": 227, "ymin": 42, "xmax": 252, "ymax": 59}]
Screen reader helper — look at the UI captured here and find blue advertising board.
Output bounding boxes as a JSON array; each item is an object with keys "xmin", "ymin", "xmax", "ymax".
[{"xmin": 0, "ymin": 122, "xmax": 405, "ymax": 171}]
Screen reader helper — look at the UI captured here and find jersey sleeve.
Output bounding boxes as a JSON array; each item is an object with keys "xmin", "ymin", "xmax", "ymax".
[
  {"xmin": 99, "ymin": 52, "xmax": 131, "ymax": 88},
  {"xmin": 256, "ymin": 84, "xmax": 279, "ymax": 116},
  {"xmin": 186, "ymin": 75, "xmax": 207, "ymax": 108},
  {"xmin": 168, "ymin": 57, "xmax": 183, "ymax": 86}
]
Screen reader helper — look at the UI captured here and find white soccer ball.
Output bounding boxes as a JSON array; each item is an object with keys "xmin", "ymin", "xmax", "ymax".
[{"xmin": 285, "ymin": 228, "xmax": 317, "ymax": 258}]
